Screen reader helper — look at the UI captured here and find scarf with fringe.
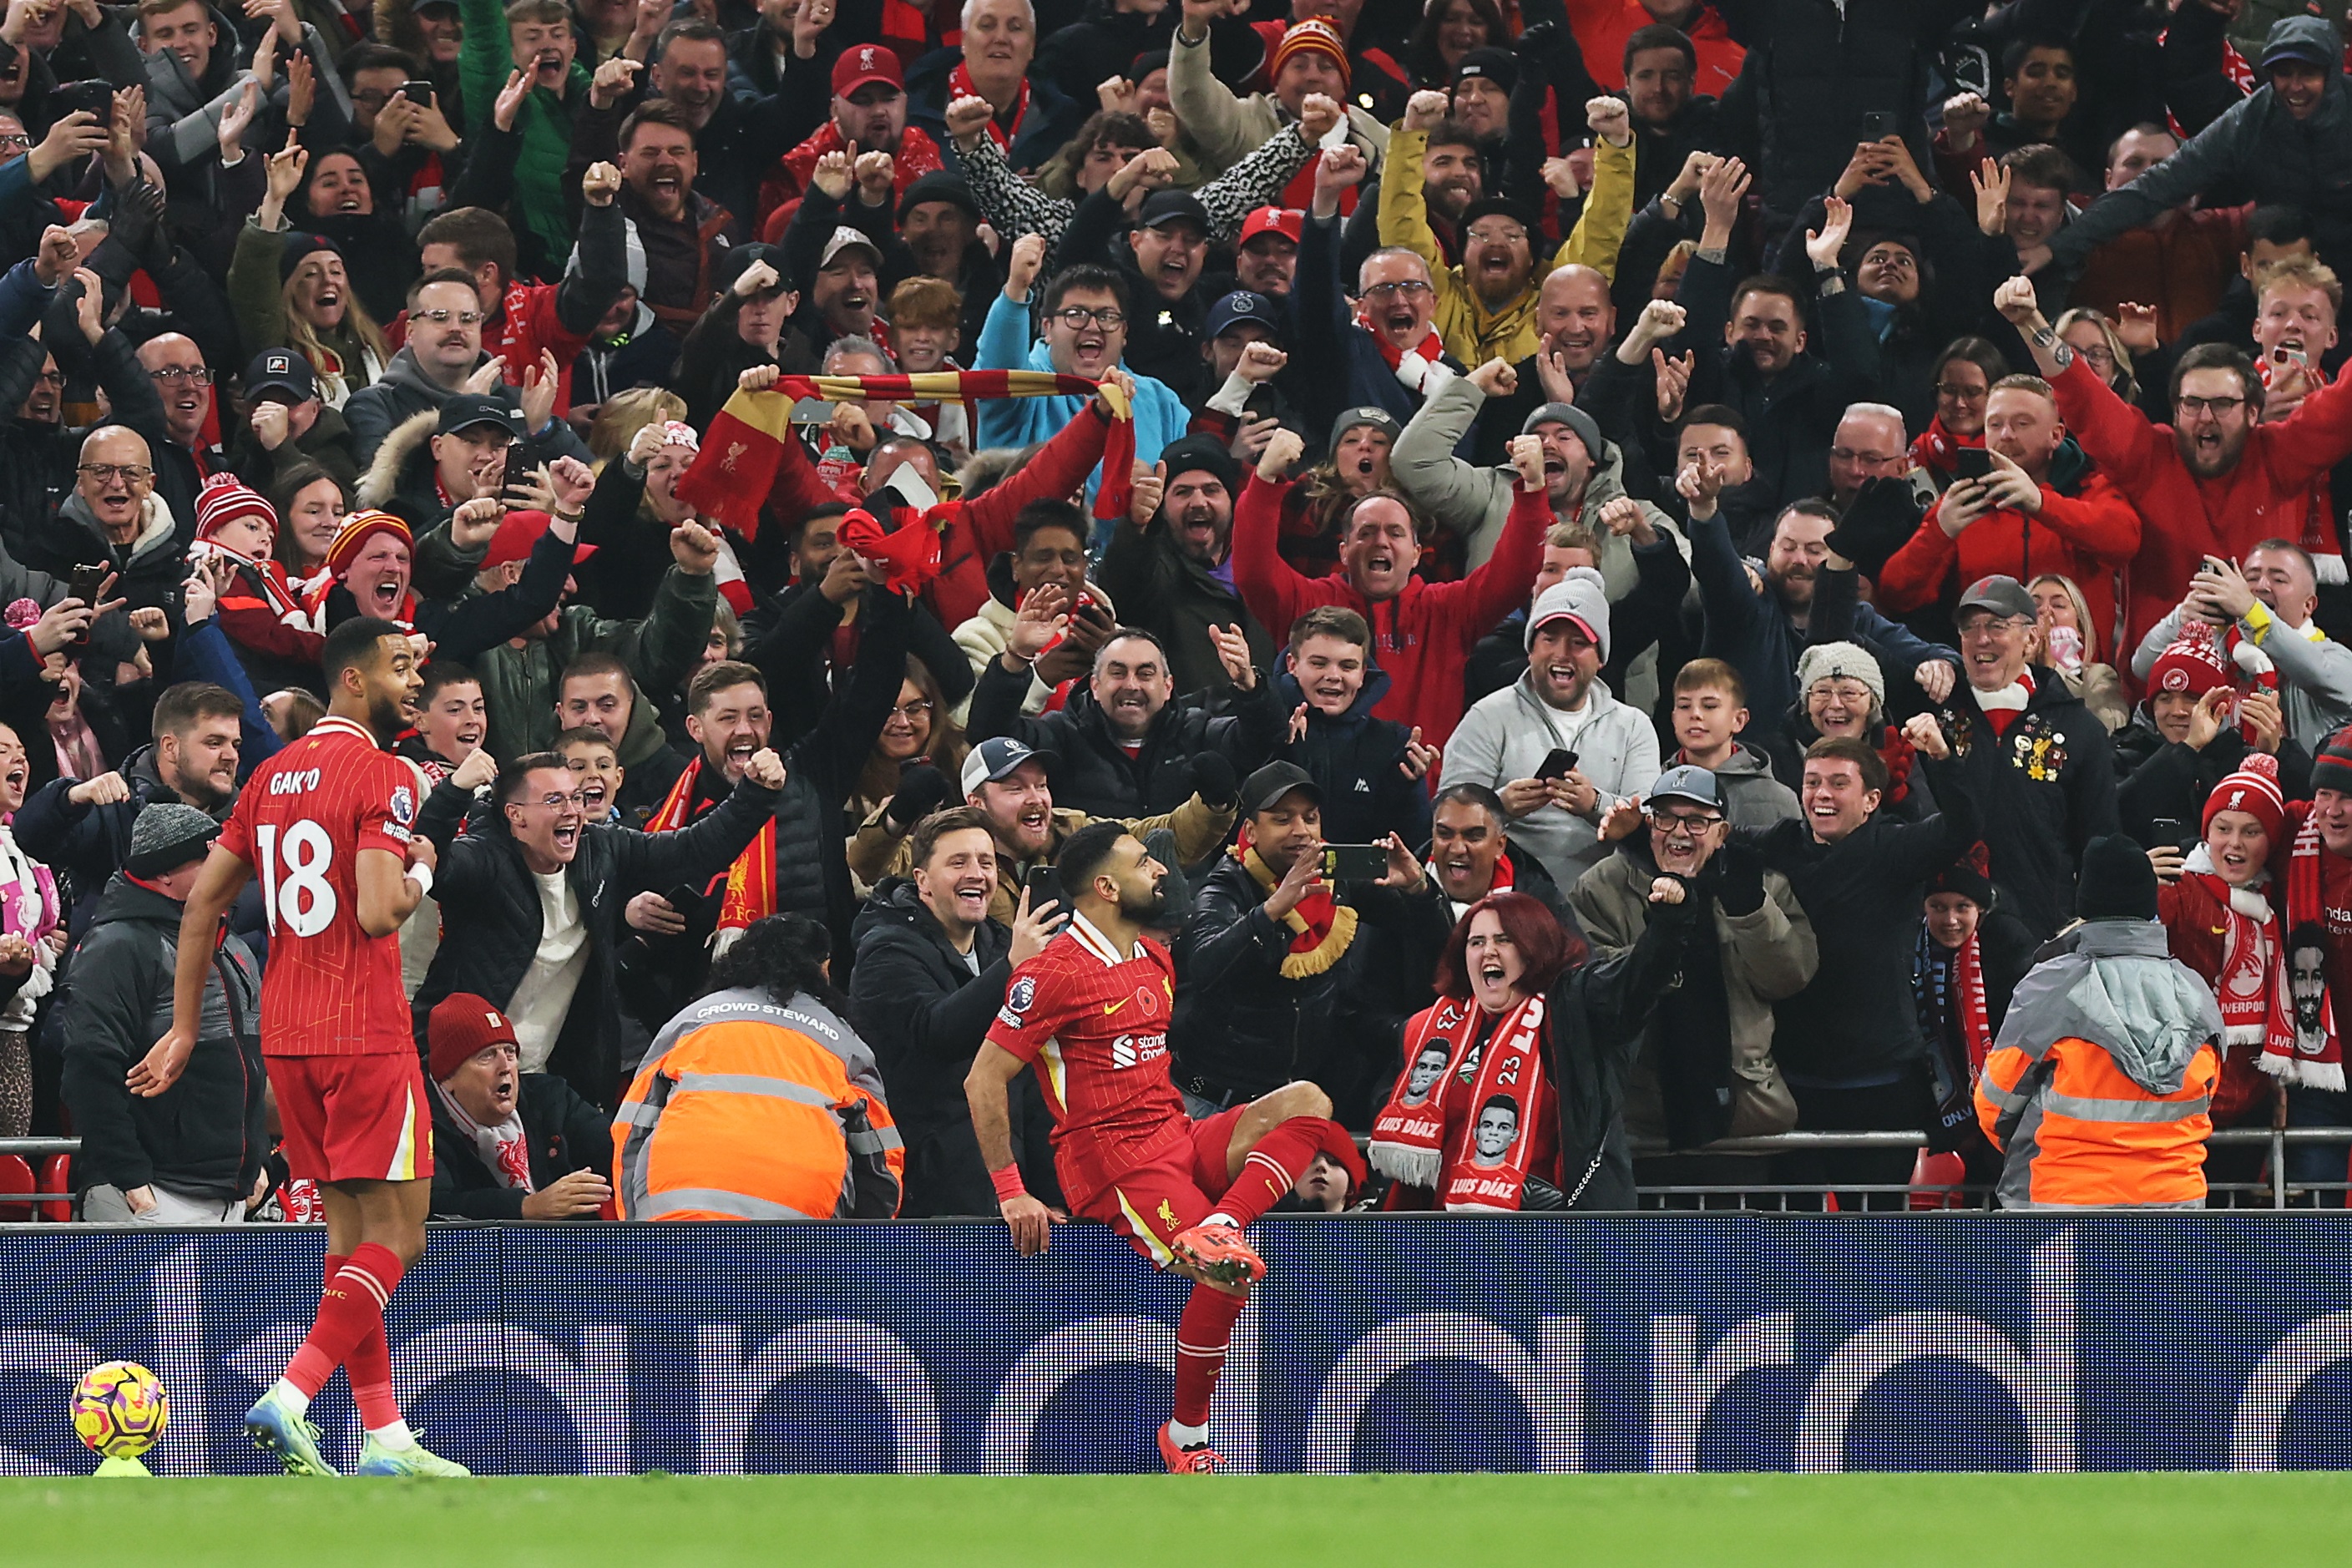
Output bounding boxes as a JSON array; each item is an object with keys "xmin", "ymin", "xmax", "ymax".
[
  {"xmin": 2279, "ymin": 812, "xmax": 2347, "ymax": 1090},
  {"xmin": 1368, "ymin": 992, "xmax": 1550, "ymax": 1210},
  {"xmin": 1235, "ymin": 827, "xmax": 1357, "ymax": 978}
]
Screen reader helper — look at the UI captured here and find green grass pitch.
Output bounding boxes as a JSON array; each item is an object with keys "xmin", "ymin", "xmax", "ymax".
[{"xmin": 2, "ymin": 1474, "xmax": 2348, "ymax": 1566}]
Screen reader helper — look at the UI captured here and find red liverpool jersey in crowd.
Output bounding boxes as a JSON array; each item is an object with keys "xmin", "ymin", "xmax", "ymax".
[
  {"xmin": 216, "ymin": 715, "xmax": 418, "ymax": 1058},
  {"xmin": 984, "ymin": 913, "xmax": 1191, "ymax": 1208}
]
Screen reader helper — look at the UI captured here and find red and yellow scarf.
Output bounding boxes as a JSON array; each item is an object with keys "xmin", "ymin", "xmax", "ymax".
[
  {"xmin": 645, "ymin": 756, "xmax": 776, "ymax": 938},
  {"xmin": 1234, "ymin": 826, "xmax": 1357, "ymax": 978},
  {"xmin": 680, "ymin": 375, "xmax": 1134, "ymax": 536}
]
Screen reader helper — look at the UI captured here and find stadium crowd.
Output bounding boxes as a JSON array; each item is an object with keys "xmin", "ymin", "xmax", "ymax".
[{"xmin": 3, "ymin": 0, "xmax": 2350, "ymax": 1222}]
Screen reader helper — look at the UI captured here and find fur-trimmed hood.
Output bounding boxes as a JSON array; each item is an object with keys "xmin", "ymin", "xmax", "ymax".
[{"xmin": 357, "ymin": 408, "xmax": 440, "ymax": 511}]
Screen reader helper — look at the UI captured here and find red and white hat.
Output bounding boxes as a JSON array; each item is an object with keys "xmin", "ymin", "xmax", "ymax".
[
  {"xmin": 2146, "ymin": 627, "xmax": 2233, "ymax": 698},
  {"xmin": 324, "ymin": 510, "xmax": 413, "ymax": 579},
  {"xmin": 832, "ymin": 43, "xmax": 903, "ymax": 97},
  {"xmin": 2203, "ymin": 751, "xmax": 2285, "ymax": 843},
  {"xmin": 193, "ymin": 473, "xmax": 276, "ymax": 546}
]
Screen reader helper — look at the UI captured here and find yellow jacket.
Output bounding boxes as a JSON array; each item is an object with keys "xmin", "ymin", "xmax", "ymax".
[{"xmin": 1378, "ymin": 124, "xmax": 1635, "ymax": 369}]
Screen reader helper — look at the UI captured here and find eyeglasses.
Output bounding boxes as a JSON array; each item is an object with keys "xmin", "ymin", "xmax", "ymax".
[
  {"xmin": 33, "ymin": 370, "xmax": 62, "ymax": 386},
  {"xmin": 2177, "ymin": 393, "xmax": 2246, "ymax": 417},
  {"xmin": 1935, "ymin": 382, "xmax": 1987, "ymax": 401},
  {"xmin": 2075, "ymin": 342, "xmax": 2115, "ymax": 367},
  {"xmin": 1647, "ymin": 809, "xmax": 1723, "ymax": 837},
  {"xmin": 147, "ymin": 367, "xmax": 212, "ymax": 386},
  {"xmin": 77, "ymin": 463, "xmax": 154, "ymax": 483},
  {"xmin": 524, "ymin": 791, "xmax": 586, "ymax": 810},
  {"xmin": 886, "ymin": 699, "xmax": 934, "ymax": 721},
  {"xmin": 1829, "ymin": 447, "xmax": 1899, "ymax": 467},
  {"xmin": 0, "ymin": 134, "xmax": 30, "ymax": 152},
  {"xmin": 352, "ymin": 89, "xmax": 392, "ymax": 106},
  {"xmin": 1361, "ymin": 280, "xmax": 1434, "ymax": 301},
  {"xmin": 1051, "ymin": 306, "xmax": 1125, "ymax": 329},
  {"xmin": 413, "ymin": 308, "xmax": 485, "ymax": 326}
]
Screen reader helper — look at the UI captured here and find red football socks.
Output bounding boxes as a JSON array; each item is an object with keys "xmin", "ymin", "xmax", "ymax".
[
  {"xmin": 1172, "ymin": 1280, "xmax": 1247, "ymax": 1427},
  {"xmin": 286, "ymin": 1243, "xmax": 406, "ymax": 1404},
  {"xmin": 1216, "ymin": 1118, "xmax": 1331, "ymax": 1228}
]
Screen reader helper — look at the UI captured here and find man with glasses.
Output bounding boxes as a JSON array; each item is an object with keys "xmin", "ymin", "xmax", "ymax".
[
  {"xmin": 53, "ymin": 426, "xmax": 185, "ymax": 620},
  {"xmin": 133, "ymin": 332, "xmax": 225, "ymax": 499},
  {"xmin": 975, "ymin": 245, "xmax": 1189, "ymax": 518},
  {"xmin": 408, "ymin": 741, "xmax": 787, "ymax": 1114},
  {"xmin": 346, "ymin": 268, "xmax": 589, "ymax": 468},
  {"xmin": 2000, "ymin": 271, "xmax": 2352, "ymax": 661},
  {"xmin": 1929, "ymin": 573, "xmax": 2117, "ymax": 938},
  {"xmin": 1569, "ymin": 763, "xmax": 1813, "ymax": 1185}
]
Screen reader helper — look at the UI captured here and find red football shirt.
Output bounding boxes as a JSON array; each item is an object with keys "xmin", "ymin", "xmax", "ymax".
[
  {"xmin": 984, "ymin": 913, "xmax": 1191, "ymax": 1208},
  {"xmin": 217, "ymin": 715, "xmax": 418, "ymax": 1058}
]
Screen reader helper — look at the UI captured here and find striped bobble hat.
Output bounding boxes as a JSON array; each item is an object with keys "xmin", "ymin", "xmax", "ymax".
[{"xmin": 193, "ymin": 473, "xmax": 277, "ymax": 544}]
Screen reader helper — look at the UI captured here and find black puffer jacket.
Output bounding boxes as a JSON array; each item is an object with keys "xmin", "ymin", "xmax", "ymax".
[
  {"xmin": 408, "ymin": 767, "xmax": 782, "ymax": 1111},
  {"xmin": 1171, "ymin": 854, "xmax": 1451, "ymax": 1110},
  {"xmin": 1272, "ymin": 666, "xmax": 1430, "ymax": 849},
  {"xmin": 847, "ymin": 878, "xmax": 1061, "ymax": 1216},
  {"xmin": 1931, "ymin": 670, "xmax": 2120, "ymax": 938},
  {"xmin": 964, "ymin": 654, "xmax": 1287, "ymax": 822},
  {"xmin": 58, "ymin": 875, "xmax": 263, "ymax": 1201},
  {"xmin": 428, "ymin": 1071, "xmax": 613, "ymax": 1221},
  {"xmin": 2111, "ymin": 711, "xmax": 2314, "ymax": 849}
]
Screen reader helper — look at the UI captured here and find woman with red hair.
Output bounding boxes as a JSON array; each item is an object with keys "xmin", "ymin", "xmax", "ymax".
[{"xmin": 1368, "ymin": 882, "xmax": 1697, "ymax": 1211}]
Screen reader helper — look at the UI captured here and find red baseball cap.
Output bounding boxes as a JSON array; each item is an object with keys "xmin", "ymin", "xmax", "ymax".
[
  {"xmin": 832, "ymin": 43, "xmax": 903, "ymax": 97},
  {"xmin": 427, "ymin": 992, "xmax": 518, "ymax": 1081},
  {"xmin": 483, "ymin": 509, "xmax": 598, "ymax": 570},
  {"xmin": 1237, "ymin": 206, "xmax": 1302, "ymax": 247}
]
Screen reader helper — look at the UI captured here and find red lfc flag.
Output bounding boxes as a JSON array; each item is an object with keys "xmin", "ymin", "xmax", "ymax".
[{"xmin": 677, "ymin": 373, "xmax": 1136, "ymax": 538}]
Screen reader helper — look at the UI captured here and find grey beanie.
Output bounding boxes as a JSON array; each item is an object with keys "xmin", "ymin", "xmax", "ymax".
[
  {"xmin": 1525, "ymin": 566, "xmax": 1611, "ymax": 662},
  {"xmin": 126, "ymin": 801, "xmax": 220, "ymax": 878},
  {"xmin": 1794, "ymin": 640, "xmax": 1887, "ymax": 718},
  {"xmin": 1522, "ymin": 400, "xmax": 1604, "ymax": 459}
]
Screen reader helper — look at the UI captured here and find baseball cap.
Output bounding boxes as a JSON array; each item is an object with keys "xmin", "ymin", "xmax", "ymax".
[
  {"xmin": 1646, "ymin": 765, "xmax": 1722, "ymax": 815},
  {"xmin": 1136, "ymin": 189, "xmax": 1211, "ymax": 234},
  {"xmin": 1237, "ymin": 206, "xmax": 1302, "ymax": 248},
  {"xmin": 245, "ymin": 348, "xmax": 316, "ymax": 404},
  {"xmin": 832, "ymin": 43, "xmax": 903, "ymax": 97},
  {"xmin": 1205, "ymin": 290, "xmax": 1282, "ymax": 343},
  {"xmin": 436, "ymin": 394, "xmax": 524, "ymax": 440},
  {"xmin": 483, "ymin": 509, "xmax": 599, "ymax": 570},
  {"xmin": 1241, "ymin": 760, "xmax": 1322, "ymax": 814},
  {"xmin": 2259, "ymin": 28, "xmax": 2334, "ymax": 73},
  {"xmin": 961, "ymin": 736, "xmax": 1057, "ymax": 797},
  {"xmin": 1955, "ymin": 573, "xmax": 2036, "ymax": 621},
  {"xmin": 820, "ymin": 225, "xmax": 883, "ymax": 269},
  {"xmin": 427, "ymin": 992, "xmax": 519, "ymax": 1082}
]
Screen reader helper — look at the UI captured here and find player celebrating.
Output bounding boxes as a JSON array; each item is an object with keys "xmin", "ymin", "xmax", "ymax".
[
  {"xmin": 966, "ymin": 822, "xmax": 1364, "ymax": 1474},
  {"xmin": 132, "ymin": 617, "xmax": 462, "ymax": 1478}
]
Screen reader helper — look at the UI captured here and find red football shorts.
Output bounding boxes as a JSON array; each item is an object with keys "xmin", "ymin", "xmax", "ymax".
[
  {"xmin": 266, "ymin": 1053, "xmax": 434, "ymax": 1184},
  {"xmin": 1083, "ymin": 1107, "xmax": 1245, "ymax": 1266}
]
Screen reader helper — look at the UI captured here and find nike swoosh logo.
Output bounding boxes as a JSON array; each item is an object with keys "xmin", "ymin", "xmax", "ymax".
[{"xmin": 1102, "ymin": 999, "xmax": 1128, "ymax": 1015}]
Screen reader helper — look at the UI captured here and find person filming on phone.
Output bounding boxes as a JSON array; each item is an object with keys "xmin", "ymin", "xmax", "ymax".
[
  {"xmin": 1171, "ymin": 761, "xmax": 1449, "ymax": 1125},
  {"xmin": 1439, "ymin": 569, "xmax": 1661, "ymax": 891},
  {"xmin": 2130, "ymin": 544, "xmax": 2352, "ymax": 750}
]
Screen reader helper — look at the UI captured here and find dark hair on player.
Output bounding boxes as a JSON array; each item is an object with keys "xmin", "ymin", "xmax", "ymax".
[
  {"xmin": 910, "ymin": 805, "xmax": 994, "ymax": 868},
  {"xmin": 498, "ymin": 751, "xmax": 573, "ymax": 805},
  {"xmin": 322, "ymin": 616, "xmax": 407, "ymax": 686},
  {"xmin": 701, "ymin": 913, "xmax": 852, "ymax": 1015},
  {"xmin": 1479, "ymin": 1093, "xmax": 1520, "ymax": 1121},
  {"xmin": 1055, "ymin": 818, "xmax": 1131, "ymax": 902},
  {"xmin": 150, "ymin": 681, "xmax": 242, "ymax": 741}
]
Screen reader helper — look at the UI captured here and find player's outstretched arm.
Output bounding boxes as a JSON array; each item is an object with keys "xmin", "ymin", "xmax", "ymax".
[
  {"xmin": 130, "ymin": 842, "xmax": 251, "ymax": 1098},
  {"xmin": 966, "ymin": 1041, "xmax": 1053, "ymax": 1255}
]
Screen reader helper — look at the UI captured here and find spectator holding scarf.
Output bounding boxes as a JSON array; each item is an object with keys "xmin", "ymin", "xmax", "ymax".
[
  {"xmin": 1367, "ymin": 878, "xmax": 1696, "ymax": 1213},
  {"xmin": 1915, "ymin": 845, "xmax": 2040, "ymax": 1186}
]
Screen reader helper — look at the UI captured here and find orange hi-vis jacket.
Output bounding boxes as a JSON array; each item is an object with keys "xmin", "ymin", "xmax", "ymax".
[
  {"xmin": 1975, "ymin": 919, "xmax": 2223, "ymax": 1210},
  {"xmin": 614, "ymin": 989, "xmax": 903, "ymax": 1221}
]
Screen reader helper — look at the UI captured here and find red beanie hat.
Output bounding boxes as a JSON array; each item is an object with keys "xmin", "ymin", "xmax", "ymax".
[
  {"xmin": 324, "ymin": 510, "xmax": 413, "ymax": 579},
  {"xmin": 194, "ymin": 474, "xmax": 277, "ymax": 546},
  {"xmin": 427, "ymin": 992, "xmax": 519, "ymax": 1082},
  {"xmin": 1270, "ymin": 18, "xmax": 1349, "ymax": 85},
  {"xmin": 2146, "ymin": 628, "xmax": 2233, "ymax": 701},
  {"xmin": 2203, "ymin": 751, "xmax": 2286, "ymax": 845}
]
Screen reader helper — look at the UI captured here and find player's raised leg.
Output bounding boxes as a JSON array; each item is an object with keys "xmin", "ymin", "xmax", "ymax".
[{"xmin": 1172, "ymin": 1082, "xmax": 1361, "ymax": 1282}]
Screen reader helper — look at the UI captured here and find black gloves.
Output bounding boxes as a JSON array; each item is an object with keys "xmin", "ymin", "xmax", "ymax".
[
  {"xmin": 1188, "ymin": 751, "xmax": 1239, "ymax": 811},
  {"xmin": 1709, "ymin": 842, "xmax": 1767, "ymax": 917},
  {"xmin": 1825, "ymin": 477, "xmax": 1924, "ymax": 579},
  {"xmin": 886, "ymin": 763, "xmax": 953, "ymax": 829}
]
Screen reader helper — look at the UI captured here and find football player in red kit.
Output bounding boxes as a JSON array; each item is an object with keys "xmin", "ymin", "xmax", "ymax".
[
  {"xmin": 966, "ymin": 821, "xmax": 1365, "ymax": 1474},
  {"xmin": 132, "ymin": 616, "xmax": 462, "ymax": 1478}
]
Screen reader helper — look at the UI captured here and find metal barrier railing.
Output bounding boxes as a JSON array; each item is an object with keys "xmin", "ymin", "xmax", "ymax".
[{"xmin": 1626, "ymin": 1128, "xmax": 2352, "ymax": 1211}]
